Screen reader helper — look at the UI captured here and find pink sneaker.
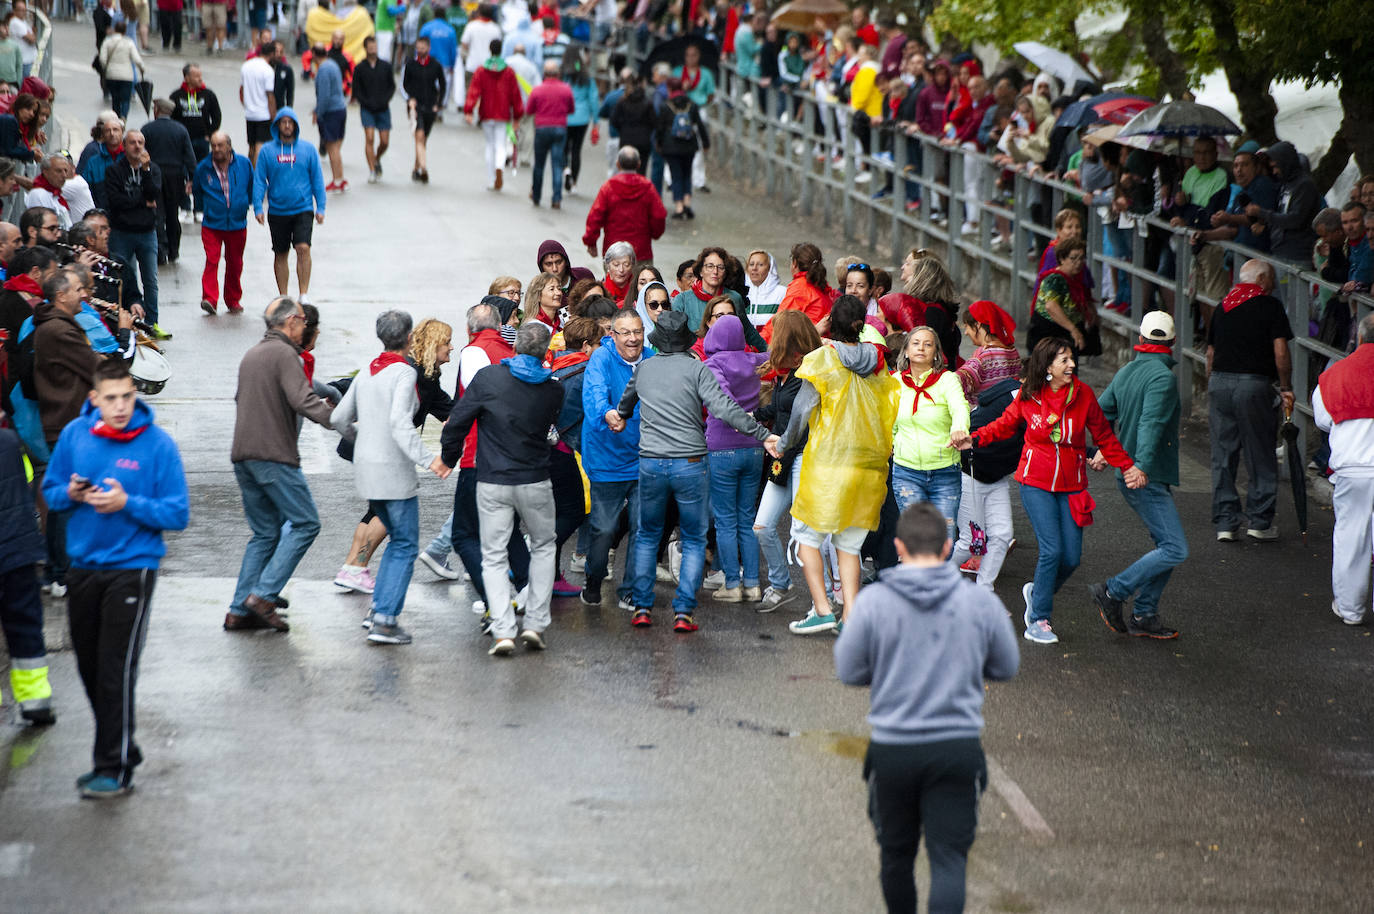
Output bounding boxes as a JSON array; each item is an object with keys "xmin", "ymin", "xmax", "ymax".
[
  {"xmin": 333, "ymin": 565, "xmax": 375, "ymax": 594},
  {"xmin": 552, "ymin": 576, "xmax": 580, "ymax": 597}
]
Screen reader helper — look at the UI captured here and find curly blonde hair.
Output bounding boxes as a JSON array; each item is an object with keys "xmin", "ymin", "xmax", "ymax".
[{"xmin": 409, "ymin": 318, "xmax": 453, "ymax": 378}]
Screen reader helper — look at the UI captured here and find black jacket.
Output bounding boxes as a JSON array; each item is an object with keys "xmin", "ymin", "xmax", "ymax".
[
  {"xmin": 960, "ymin": 377, "xmax": 1023, "ymax": 483},
  {"xmin": 403, "ymin": 57, "xmax": 446, "ymax": 111},
  {"xmin": 654, "ymin": 95, "xmax": 708, "ymax": 158},
  {"xmin": 754, "ymin": 368, "xmax": 807, "ymax": 464},
  {"xmin": 413, "ymin": 366, "xmax": 452, "ymax": 427},
  {"xmin": 611, "ymin": 88, "xmax": 655, "ymax": 153},
  {"xmin": 141, "ymin": 116, "xmax": 197, "ymax": 181},
  {"xmin": 169, "ymin": 85, "xmax": 222, "ymax": 142},
  {"xmin": 0, "ymin": 428, "xmax": 44, "ymax": 575},
  {"xmin": 440, "ymin": 363, "xmax": 564, "ymax": 485},
  {"xmin": 274, "ymin": 60, "xmax": 295, "ymax": 109},
  {"xmin": 0, "ymin": 114, "xmax": 34, "ymax": 162},
  {"xmin": 105, "ymin": 156, "xmax": 162, "ymax": 234},
  {"xmin": 353, "ymin": 58, "xmax": 396, "ymax": 113}
]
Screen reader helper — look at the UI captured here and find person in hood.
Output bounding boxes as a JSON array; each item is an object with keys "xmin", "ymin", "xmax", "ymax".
[
  {"xmin": 582, "ymin": 147, "xmax": 666, "ymax": 263},
  {"xmin": 41, "ymin": 358, "xmax": 189, "ymax": 798},
  {"xmin": 442, "ymin": 320, "xmax": 565, "ymax": 658},
  {"xmin": 957, "ymin": 338, "xmax": 1143, "ymax": 646},
  {"xmin": 536, "ymin": 238, "xmax": 594, "ymax": 292},
  {"xmin": 632, "ymin": 278, "xmax": 672, "ymax": 336},
  {"xmin": 332, "ymin": 310, "xmax": 452, "ymax": 646},
  {"xmin": 1245, "ymin": 140, "xmax": 1320, "ymax": 264},
  {"xmin": 1090, "ymin": 311, "xmax": 1185, "ymax": 641},
  {"xmin": 611, "ymin": 309, "xmax": 777, "ymax": 632},
  {"xmin": 464, "ymin": 38, "xmax": 525, "ymax": 192},
  {"xmin": 654, "ymin": 77, "xmax": 708, "ymax": 221},
  {"xmin": 834, "ymin": 501, "xmax": 1019, "ymax": 914},
  {"xmin": 252, "ymin": 108, "xmax": 327, "ymax": 305},
  {"xmin": 775, "ymin": 296, "xmax": 899, "ymax": 636},
  {"xmin": 743, "ymin": 249, "xmax": 785, "ymax": 327},
  {"xmin": 704, "ymin": 313, "xmax": 771, "ymax": 603}
]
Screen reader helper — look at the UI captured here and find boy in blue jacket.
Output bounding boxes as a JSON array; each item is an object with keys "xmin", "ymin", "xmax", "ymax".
[
  {"xmin": 252, "ymin": 107, "xmax": 327, "ymax": 305},
  {"xmin": 835, "ymin": 502, "xmax": 1019, "ymax": 914},
  {"xmin": 41, "ymin": 359, "xmax": 189, "ymax": 799}
]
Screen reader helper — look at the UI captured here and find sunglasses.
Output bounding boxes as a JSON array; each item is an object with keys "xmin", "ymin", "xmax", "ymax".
[
  {"xmin": 847, "ymin": 263, "xmax": 870, "ymax": 272},
  {"xmin": 646, "ymin": 299, "xmax": 671, "ymax": 311}
]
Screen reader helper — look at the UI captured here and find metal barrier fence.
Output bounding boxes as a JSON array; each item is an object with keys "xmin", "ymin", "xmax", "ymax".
[{"xmin": 705, "ymin": 60, "xmax": 1372, "ymax": 445}]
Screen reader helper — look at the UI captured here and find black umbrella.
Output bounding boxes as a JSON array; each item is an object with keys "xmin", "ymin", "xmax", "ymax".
[
  {"xmin": 1281, "ymin": 410, "xmax": 1308, "ymax": 544},
  {"xmin": 639, "ymin": 36, "xmax": 720, "ymax": 80},
  {"xmin": 134, "ymin": 79, "xmax": 154, "ymax": 116}
]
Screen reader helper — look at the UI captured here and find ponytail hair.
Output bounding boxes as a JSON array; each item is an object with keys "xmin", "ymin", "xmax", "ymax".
[{"xmin": 790, "ymin": 242, "xmax": 827, "ymax": 290}]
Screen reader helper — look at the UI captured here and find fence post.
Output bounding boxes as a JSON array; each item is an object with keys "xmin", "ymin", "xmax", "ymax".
[
  {"xmin": 1009, "ymin": 172, "xmax": 1029, "ymax": 326},
  {"xmin": 800, "ymin": 101, "xmax": 815, "ymax": 218},
  {"xmin": 947, "ymin": 150, "xmax": 964, "ymax": 285},
  {"xmin": 891, "ymin": 131, "xmax": 907, "ymax": 266},
  {"xmin": 1174, "ymin": 236, "xmax": 1195, "ymax": 417},
  {"xmin": 843, "ymin": 121, "xmax": 856, "ymax": 242}
]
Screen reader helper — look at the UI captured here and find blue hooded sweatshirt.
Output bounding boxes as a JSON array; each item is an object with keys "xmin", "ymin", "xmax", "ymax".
[
  {"xmin": 41, "ymin": 399, "xmax": 189, "ymax": 570},
  {"xmin": 252, "ymin": 108, "xmax": 327, "ymax": 218},
  {"xmin": 194, "ymin": 150, "xmax": 253, "ymax": 231},
  {"xmin": 580, "ymin": 336, "xmax": 648, "ymax": 482}
]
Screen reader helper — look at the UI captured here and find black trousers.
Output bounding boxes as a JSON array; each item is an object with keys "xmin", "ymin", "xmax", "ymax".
[
  {"xmin": 159, "ymin": 9, "xmax": 182, "ymax": 49},
  {"xmin": 865, "ymin": 738, "xmax": 987, "ymax": 914},
  {"xmin": 157, "ymin": 170, "xmax": 184, "ymax": 260},
  {"xmin": 0, "ymin": 563, "xmax": 45, "ymax": 659},
  {"xmin": 68, "ymin": 567, "xmax": 157, "ymax": 784},
  {"xmin": 564, "ymin": 123, "xmax": 589, "ymax": 185}
]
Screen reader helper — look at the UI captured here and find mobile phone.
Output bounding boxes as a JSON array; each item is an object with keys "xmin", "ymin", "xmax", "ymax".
[{"xmin": 72, "ymin": 475, "xmax": 93, "ymax": 490}]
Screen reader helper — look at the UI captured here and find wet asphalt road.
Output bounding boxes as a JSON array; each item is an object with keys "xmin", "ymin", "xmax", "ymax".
[{"xmin": 1, "ymin": 22, "xmax": 1372, "ymax": 913}]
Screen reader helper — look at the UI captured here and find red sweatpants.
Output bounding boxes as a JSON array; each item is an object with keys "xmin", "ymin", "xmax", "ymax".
[{"xmin": 201, "ymin": 226, "xmax": 247, "ymax": 309}]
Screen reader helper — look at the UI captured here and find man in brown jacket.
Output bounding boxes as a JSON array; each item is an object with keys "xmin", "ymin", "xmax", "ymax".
[
  {"xmin": 34, "ymin": 269, "xmax": 101, "ymax": 447},
  {"xmin": 225, "ymin": 295, "xmax": 334, "ymax": 633}
]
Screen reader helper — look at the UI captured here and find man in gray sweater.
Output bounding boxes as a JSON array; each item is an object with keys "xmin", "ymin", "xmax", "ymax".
[
  {"xmin": 226, "ymin": 296, "xmax": 335, "ymax": 634},
  {"xmin": 835, "ymin": 502, "xmax": 1019, "ymax": 914},
  {"xmin": 610, "ymin": 310, "xmax": 779, "ymax": 631},
  {"xmin": 330, "ymin": 310, "xmax": 452, "ymax": 645}
]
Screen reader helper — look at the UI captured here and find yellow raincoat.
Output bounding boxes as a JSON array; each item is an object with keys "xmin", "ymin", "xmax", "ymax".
[
  {"xmin": 791, "ymin": 344, "xmax": 900, "ymax": 534},
  {"xmin": 305, "ymin": 5, "xmax": 374, "ymax": 61}
]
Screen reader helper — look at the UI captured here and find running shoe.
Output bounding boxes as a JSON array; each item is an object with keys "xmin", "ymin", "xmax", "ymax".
[
  {"xmin": 488, "ymin": 638, "xmax": 516, "ymax": 656},
  {"xmin": 367, "ymin": 621, "xmax": 413, "ymax": 645},
  {"xmin": 552, "ymin": 576, "xmax": 580, "ymax": 597},
  {"xmin": 959, "ymin": 556, "xmax": 981, "ymax": 575},
  {"xmin": 80, "ymin": 775, "xmax": 133, "ymax": 799},
  {"xmin": 418, "ymin": 550, "xmax": 461, "ymax": 580},
  {"xmin": 334, "ymin": 565, "xmax": 374, "ymax": 594},
  {"xmin": 1091, "ymin": 581, "xmax": 1127, "ymax": 634},
  {"xmin": 569, "ymin": 553, "xmax": 587, "ymax": 574},
  {"xmin": 757, "ymin": 586, "xmax": 793, "ymax": 613},
  {"xmin": 673, "ymin": 613, "xmax": 698, "ymax": 633},
  {"xmin": 519, "ymin": 629, "xmax": 546, "ymax": 650},
  {"xmin": 631, "ymin": 609, "xmax": 652, "ymax": 627},
  {"xmin": 1023, "ymin": 619, "xmax": 1058, "ymax": 644},
  {"xmin": 1127, "ymin": 614, "xmax": 1179, "ymax": 640}
]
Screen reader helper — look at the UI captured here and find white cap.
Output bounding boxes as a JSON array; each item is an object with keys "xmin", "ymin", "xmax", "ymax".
[{"xmin": 1140, "ymin": 311, "xmax": 1175, "ymax": 342}]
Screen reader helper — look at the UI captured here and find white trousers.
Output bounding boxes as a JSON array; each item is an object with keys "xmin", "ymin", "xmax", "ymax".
[
  {"xmin": 481, "ymin": 119, "xmax": 508, "ymax": 187},
  {"xmin": 1331, "ymin": 472, "xmax": 1374, "ymax": 621},
  {"xmin": 950, "ymin": 474, "xmax": 1015, "ymax": 589}
]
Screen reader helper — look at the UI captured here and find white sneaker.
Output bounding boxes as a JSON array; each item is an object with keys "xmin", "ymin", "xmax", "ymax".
[
  {"xmin": 334, "ymin": 565, "xmax": 374, "ymax": 594},
  {"xmin": 1332, "ymin": 599, "xmax": 1366, "ymax": 626},
  {"xmin": 194, "ymin": 211, "xmax": 204, "ymax": 224},
  {"xmin": 1216, "ymin": 529, "xmax": 1240, "ymax": 542},
  {"xmin": 471, "ymin": 599, "xmax": 487, "ymax": 616},
  {"xmin": 569, "ymin": 553, "xmax": 587, "ymax": 574},
  {"xmin": 1246, "ymin": 527, "xmax": 1279, "ymax": 542},
  {"xmin": 655, "ymin": 563, "xmax": 675, "ymax": 583},
  {"xmin": 1022, "ymin": 581, "xmax": 1034, "ymax": 630},
  {"xmin": 488, "ymin": 638, "xmax": 516, "ymax": 657},
  {"xmin": 617, "ymin": 597, "xmax": 634, "ymax": 611},
  {"xmin": 960, "ymin": 222, "xmax": 978, "ymax": 236},
  {"xmin": 178, "ymin": 208, "xmax": 193, "ymax": 224},
  {"xmin": 853, "ymin": 170, "xmax": 872, "ymax": 184},
  {"xmin": 47, "ymin": 581, "xmax": 67, "ymax": 598},
  {"xmin": 703, "ymin": 570, "xmax": 725, "ymax": 588},
  {"xmin": 298, "ymin": 293, "xmax": 312, "ymax": 306}
]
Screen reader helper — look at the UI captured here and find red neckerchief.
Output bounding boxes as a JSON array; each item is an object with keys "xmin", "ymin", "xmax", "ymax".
[
  {"xmin": 18, "ymin": 118, "xmax": 34, "ymax": 149},
  {"xmin": 899, "ymin": 367, "xmax": 945, "ymax": 414},
  {"xmin": 550, "ymin": 350, "xmax": 590, "ymax": 371},
  {"xmin": 300, "ymin": 350, "xmax": 316, "ymax": 383},
  {"xmin": 180, "ymin": 80, "xmax": 195, "ymax": 93},
  {"xmin": 604, "ymin": 276, "xmax": 629, "ymax": 302},
  {"xmin": 33, "ymin": 173, "xmax": 67, "ymax": 209},
  {"xmin": 1134, "ymin": 343, "xmax": 1173, "ymax": 355},
  {"xmin": 107, "ymin": 142, "xmax": 124, "ymax": 159},
  {"xmin": 689, "ymin": 279, "xmax": 717, "ymax": 302},
  {"xmin": 415, "ymin": 53, "xmax": 431, "ymax": 67},
  {"xmin": 370, "ymin": 351, "xmax": 408, "ymax": 375},
  {"xmin": 681, "ymin": 66, "xmax": 701, "ymax": 92},
  {"xmin": 3, "ymin": 274, "xmax": 43, "ymax": 297},
  {"xmin": 1036, "ymin": 381, "xmax": 1073, "ymax": 443},
  {"xmin": 91, "ymin": 419, "xmax": 146, "ymax": 441},
  {"xmin": 538, "ymin": 307, "xmax": 562, "ymax": 332},
  {"xmin": 1219, "ymin": 282, "xmax": 1265, "ymax": 313}
]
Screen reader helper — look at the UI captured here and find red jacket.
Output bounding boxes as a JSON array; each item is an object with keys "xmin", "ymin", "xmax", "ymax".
[
  {"xmin": 464, "ymin": 64, "xmax": 524, "ymax": 123},
  {"xmin": 879, "ymin": 292, "xmax": 926, "ymax": 333},
  {"xmin": 457, "ymin": 329, "xmax": 515, "ymax": 470},
  {"xmin": 973, "ymin": 379, "xmax": 1132, "ymax": 491},
  {"xmin": 581, "ymin": 172, "xmax": 666, "ymax": 262},
  {"xmin": 761, "ymin": 273, "xmax": 837, "ymax": 341}
]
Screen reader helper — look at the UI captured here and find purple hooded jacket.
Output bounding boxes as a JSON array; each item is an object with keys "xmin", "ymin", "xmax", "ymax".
[{"xmin": 704, "ymin": 316, "xmax": 770, "ymax": 451}]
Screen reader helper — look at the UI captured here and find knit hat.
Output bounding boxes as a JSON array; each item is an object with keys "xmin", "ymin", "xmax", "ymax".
[
  {"xmin": 481, "ymin": 294, "xmax": 518, "ymax": 325},
  {"xmin": 1140, "ymin": 311, "xmax": 1175, "ymax": 342},
  {"xmin": 647, "ymin": 309, "xmax": 696, "ymax": 353}
]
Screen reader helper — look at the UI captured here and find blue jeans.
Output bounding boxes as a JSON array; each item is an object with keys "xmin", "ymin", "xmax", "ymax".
[
  {"xmin": 709, "ymin": 447, "xmax": 763, "ymax": 588},
  {"xmin": 1019, "ymin": 485, "xmax": 1082, "ymax": 624},
  {"xmin": 633, "ymin": 457, "xmax": 710, "ymax": 612},
  {"xmin": 754, "ymin": 455, "xmax": 802, "ymax": 590},
  {"xmin": 108, "ymin": 80, "xmax": 133, "ymax": 119},
  {"xmin": 109, "ymin": 229, "xmax": 159, "ymax": 325},
  {"xmin": 424, "ymin": 511, "xmax": 455, "ymax": 556},
  {"xmin": 586, "ymin": 478, "xmax": 638, "ymax": 602},
  {"xmin": 891, "ymin": 463, "xmax": 962, "ymax": 548},
  {"xmin": 531, "ymin": 126, "xmax": 567, "ymax": 205},
  {"xmin": 230, "ymin": 460, "xmax": 321, "ymax": 615},
  {"xmin": 1106, "ymin": 480, "xmax": 1188, "ymax": 617},
  {"xmin": 649, "ymin": 148, "xmax": 665, "ymax": 194},
  {"xmin": 368, "ymin": 497, "xmax": 419, "ymax": 623}
]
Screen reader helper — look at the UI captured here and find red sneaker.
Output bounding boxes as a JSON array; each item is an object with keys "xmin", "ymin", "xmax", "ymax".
[
  {"xmin": 325, "ymin": 180, "xmax": 341, "ymax": 193},
  {"xmin": 631, "ymin": 609, "xmax": 652, "ymax": 627},
  {"xmin": 673, "ymin": 614, "xmax": 698, "ymax": 633},
  {"xmin": 959, "ymin": 556, "xmax": 981, "ymax": 575}
]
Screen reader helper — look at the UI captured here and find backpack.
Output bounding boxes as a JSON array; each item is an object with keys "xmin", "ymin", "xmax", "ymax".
[{"xmin": 670, "ymin": 106, "xmax": 694, "ymax": 142}]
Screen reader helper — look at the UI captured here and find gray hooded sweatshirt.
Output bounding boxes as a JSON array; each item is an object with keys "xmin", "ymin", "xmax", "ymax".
[{"xmin": 835, "ymin": 563, "xmax": 1020, "ymax": 745}]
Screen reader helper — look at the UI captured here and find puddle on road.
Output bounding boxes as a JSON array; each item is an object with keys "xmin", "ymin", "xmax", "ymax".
[{"xmin": 797, "ymin": 730, "xmax": 869, "ymax": 760}]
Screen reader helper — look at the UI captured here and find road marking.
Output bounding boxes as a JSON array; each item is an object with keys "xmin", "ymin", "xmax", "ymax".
[
  {"xmin": 986, "ymin": 755, "xmax": 1055, "ymax": 841},
  {"xmin": 0, "ymin": 843, "xmax": 34, "ymax": 878}
]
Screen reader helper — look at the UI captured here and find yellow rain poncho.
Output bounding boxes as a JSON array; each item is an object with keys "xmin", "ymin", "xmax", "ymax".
[
  {"xmin": 305, "ymin": 5, "xmax": 375, "ymax": 61},
  {"xmin": 790, "ymin": 344, "xmax": 900, "ymax": 534}
]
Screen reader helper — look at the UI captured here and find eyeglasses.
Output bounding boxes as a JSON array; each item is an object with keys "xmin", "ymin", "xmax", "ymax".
[
  {"xmin": 612, "ymin": 328, "xmax": 645, "ymax": 338},
  {"xmin": 646, "ymin": 300, "xmax": 670, "ymax": 311},
  {"xmin": 700, "ymin": 262, "xmax": 725, "ymax": 273},
  {"xmin": 498, "ymin": 288, "xmax": 521, "ymax": 299}
]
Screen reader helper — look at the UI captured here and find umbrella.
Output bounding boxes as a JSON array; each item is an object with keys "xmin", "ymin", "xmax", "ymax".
[
  {"xmin": 134, "ymin": 79, "xmax": 153, "ymax": 116},
  {"xmin": 769, "ymin": 0, "xmax": 847, "ymax": 33},
  {"xmin": 1058, "ymin": 92, "xmax": 1154, "ymax": 130},
  {"xmin": 1081, "ymin": 123, "xmax": 1121, "ymax": 148},
  {"xmin": 1012, "ymin": 41, "xmax": 1097, "ymax": 91},
  {"xmin": 639, "ymin": 35, "xmax": 721, "ymax": 79},
  {"xmin": 1118, "ymin": 100, "xmax": 1242, "ymax": 139},
  {"xmin": 1281, "ymin": 410, "xmax": 1308, "ymax": 544}
]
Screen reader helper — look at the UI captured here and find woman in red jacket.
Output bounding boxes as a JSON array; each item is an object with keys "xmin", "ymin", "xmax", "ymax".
[
  {"xmin": 761, "ymin": 242, "xmax": 835, "ymax": 341},
  {"xmin": 955, "ymin": 338, "xmax": 1146, "ymax": 645}
]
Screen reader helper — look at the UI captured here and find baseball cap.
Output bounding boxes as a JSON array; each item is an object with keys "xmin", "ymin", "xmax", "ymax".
[{"xmin": 1140, "ymin": 311, "xmax": 1175, "ymax": 342}]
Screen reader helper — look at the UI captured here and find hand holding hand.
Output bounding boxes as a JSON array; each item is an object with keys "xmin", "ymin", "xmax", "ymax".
[
  {"xmin": 85, "ymin": 477, "xmax": 129, "ymax": 513},
  {"xmin": 430, "ymin": 457, "xmax": 452, "ymax": 479},
  {"xmin": 1123, "ymin": 465, "xmax": 1148, "ymax": 489},
  {"xmin": 1088, "ymin": 452, "xmax": 1108, "ymax": 472},
  {"xmin": 763, "ymin": 435, "xmax": 781, "ymax": 458},
  {"xmin": 604, "ymin": 408, "xmax": 626, "ymax": 433},
  {"xmin": 949, "ymin": 431, "xmax": 972, "ymax": 451}
]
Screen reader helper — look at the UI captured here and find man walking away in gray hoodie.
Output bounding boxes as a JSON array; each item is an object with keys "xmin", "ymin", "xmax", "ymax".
[{"xmin": 835, "ymin": 502, "xmax": 1019, "ymax": 914}]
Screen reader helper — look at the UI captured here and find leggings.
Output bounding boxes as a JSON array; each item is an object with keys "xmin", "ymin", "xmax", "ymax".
[{"xmin": 564, "ymin": 123, "xmax": 589, "ymax": 186}]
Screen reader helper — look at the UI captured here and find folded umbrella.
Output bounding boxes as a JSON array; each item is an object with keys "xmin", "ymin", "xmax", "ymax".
[
  {"xmin": 1281, "ymin": 410, "xmax": 1308, "ymax": 544},
  {"xmin": 135, "ymin": 79, "xmax": 153, "ymax": 116}
]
